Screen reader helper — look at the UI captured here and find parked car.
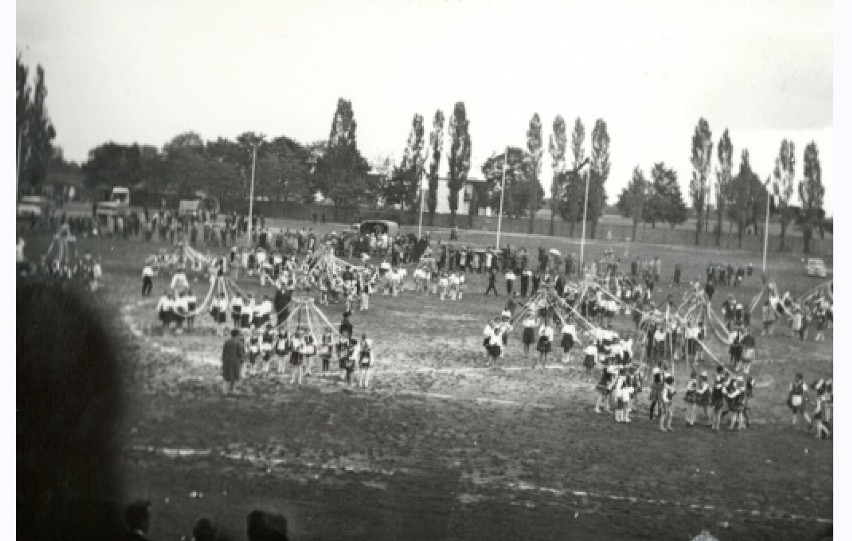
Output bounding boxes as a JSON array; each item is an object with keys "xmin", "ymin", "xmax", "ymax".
[
  {"xmin": 16, "ymin": 202, "xmax": 43, "ymax": 219},
  {"xmin": 804, "ymin": 258, "xmax": 829, "ymax": 278}
]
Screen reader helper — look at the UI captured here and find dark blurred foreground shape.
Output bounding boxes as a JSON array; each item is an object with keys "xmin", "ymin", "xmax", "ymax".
[{"xmin": 17, "ymin": 278, "xmax": 125, "ymax": 540}]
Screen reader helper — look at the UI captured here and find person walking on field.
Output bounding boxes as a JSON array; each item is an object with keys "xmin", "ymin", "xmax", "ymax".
[
  {"xmin": 505, "ymin": 269, "xmax": 516, "ymax": 296},
  {"xmin": 141, "ymin": 264, "xmax": 154, "ymax": 296},
  {"xmin": 788, "ymin": 373, "xmax": 811, "ymax": 426},
  {"xmin": 485, "ymin": 269, "xmax": 498, "ymax": 296},
  {"xmin": 221, "ymin": 329, "xmax": 244, "ymax": 395}
]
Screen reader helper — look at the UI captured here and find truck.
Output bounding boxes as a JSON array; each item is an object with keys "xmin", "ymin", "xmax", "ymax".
[
  {"xmin": 109, "ymin": 186, "xmax": 131, "ymax": 206},
  {"xmin": 16, "ymin": 195, "xmax": 53, "ymax": 220}
]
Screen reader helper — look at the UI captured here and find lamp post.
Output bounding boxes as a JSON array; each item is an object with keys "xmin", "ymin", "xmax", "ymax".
[
  {"xmin": 579, "ymin": 165, "xmax": 592, "ymax": 272},
  {"xmin": 762, "ymin": 177, "xmax": 772, "ymax": 272},
  {"xmin": 246, "ymin": 142, "xmax": 258, "ymax": 247},
  {"xmin": 495, "ymin": 146, "xmax": 509, "ymax": 248},
  {"xmin": 418, "ymin": 168, "xmax": 426, "ymax": 238},
  {"xmin": 16, "ymin": 128, "xmax": 23, "ymax": 203}
]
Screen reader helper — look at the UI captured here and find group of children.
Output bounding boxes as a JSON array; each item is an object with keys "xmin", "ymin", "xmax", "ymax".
[
  {"xmin": 235, "ymin": 322, "xmax": 375, "ymax": 388},
  {"xmin": 155, "ymin": 288, "xmax": 200, "ymax": 332},
  {"xmin": 787, "ymin": 373, "xmax": 833, "ymax": 439}
]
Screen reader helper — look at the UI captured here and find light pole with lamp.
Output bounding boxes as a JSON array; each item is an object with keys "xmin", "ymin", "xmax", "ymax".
[
  {"xmin": 417, "ymin": 167, "xmax": 426, "ymax": 239},
  {"xmin": 246, "ymin": 142, "xmax": 259, "ymax": 247},
  {"xmin": 762, "ymin": 176, "xmax": 773, "ymax": 273},
  {"xmin": 495, "ymin": 146, "xmax": 510, "ymax": 248},
  {"xmin": 576, "ymin": 159, "xmax": 592, "ymax": 272}
]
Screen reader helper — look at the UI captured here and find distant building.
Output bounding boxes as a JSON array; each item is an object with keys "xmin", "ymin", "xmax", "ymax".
[{"xmin": 433, "ymin": 177, "xmax": 487, "ymax": 216}]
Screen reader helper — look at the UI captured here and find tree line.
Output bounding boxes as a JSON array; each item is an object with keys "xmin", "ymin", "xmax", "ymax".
[
  {"xmin": 17, "ymin": 53, "xmax": 56, "ymax": 194},
  {"xmin": 16, "ymin": 57, "xmax": 827, "ymax": 252},
  {"xmin": 616, "ymin": 117, "xmax": 826, "ymax": 253}
]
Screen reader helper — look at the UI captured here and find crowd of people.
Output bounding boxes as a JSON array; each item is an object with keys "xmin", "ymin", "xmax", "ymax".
[
  {"xmin": 473, "ymin": 254, "xmax": 833, "ymax": 439},
  {"xmin": 129, "ymin": 209, "xmax": 834, "ymax": 440},
  {"xmin": 16, "ymin": 228, "xmax": 104, "ymax": 289}
]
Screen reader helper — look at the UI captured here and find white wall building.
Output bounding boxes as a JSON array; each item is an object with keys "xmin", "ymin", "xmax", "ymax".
[{"xmin": 432, "ymin": 177, "xmax": 487, "ymax": 216}]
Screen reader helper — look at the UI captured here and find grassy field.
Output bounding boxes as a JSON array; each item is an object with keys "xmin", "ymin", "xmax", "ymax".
[{"xmin": 18, "ymin": 225, "xmax": 833, "ymax": 541}]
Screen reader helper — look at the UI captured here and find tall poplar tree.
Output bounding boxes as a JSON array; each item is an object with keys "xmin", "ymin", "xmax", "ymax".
[
  {"xmin": 689, "ymin": 118, "xmax": 713, "ymax": 245},
  {"xmin": 447, "ymin": 102, "xmax": 471, "ymax": 226},
  {"xmin": 548, "ymin": 115, "xmax": 567, "ymax": 236}
]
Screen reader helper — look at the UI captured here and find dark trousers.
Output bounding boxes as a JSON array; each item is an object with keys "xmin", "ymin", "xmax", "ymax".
[
  {"xmin": 649, "ymin": 400, "xmax": 661, "ymax": 419},
  {"xmin": 506, "ymin": 280, "xmax": 513, "ymax": 295},
  {"xmin": 485, "ymin": 283, "xmax": 498, "ymax": 295},
  {"xmin": 142, "ymin": 276, "xmax": 153, "ymax": 296}
]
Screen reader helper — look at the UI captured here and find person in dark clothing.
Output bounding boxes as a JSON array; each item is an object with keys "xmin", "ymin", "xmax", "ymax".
[
  {"xmin": 274, "ymin": 288, "xmax": 291, "ymax": 325},
  {"xmin": 221, "ymin": 329, "xmax": 244, "ymax": 395},
  {"xmin": 673, "ymin": 264, "xmax": 681, "ymax": 286},
  {"xmin": 705, "ymin": 280, "xmax": 715, "ymax": 301},
  {"xmin": 520, "ymin": 270, "xmax": 530, "ymax": 297},
  {"xmin": 339, "ymin": 311, "xmax": 353, "ymax": 339},
  {"xmin": 531, "ymin": 273, "xmax": 541, "ymax": 296},
  {"xmin": 485, "ymin": 270, "xmax": 498, "ymax": 295}
]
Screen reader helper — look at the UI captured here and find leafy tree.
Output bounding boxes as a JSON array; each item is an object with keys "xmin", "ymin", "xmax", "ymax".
[
  {"xmin": 799, "ymin": 142, "xmax": 824, "ymax": 253},
  {"xmin": 164, "ymin": 132, "xmax": 204, "ymax": 155},
  {"xmin": 560, "ymin": 117, "xmax": 587, "ymax": 236},
  {"xmin": 616, "ymin": 166, "xmax": 646, "ymax": 239},
  {"xmin": 588, "ymin": 119, "xmax": 610, "ymax": 239},
  {"xmin": 715, "ymin": 129, "xmax": 733, "ymax": 245},
  {"xmin": 772, "ymin": 139, "xmax": 796, "ymax": 250},
  {"xmin": 426, "ymin": 110, "xmax": 444, "ymax": 225},
  {"xmin": 526, "ymin": 113, "xmax": 544, "ymax": 233},
  {"xmin": 385, "ymin": 114, "xmax": 424, "ymax": 212},
  {"xmin": 265, "ymin": 135, "xmax": 315, "ymax": 203},
  {"xmin": 206, "ymin": 137, "xmax": 251, "ymax": 199},
  {"xmin": 81, "ymin": 143, "xmax": 160, "ymax": 196},
  {"xmin": 648, "ymin": 162, "xmax": 687, "ymax": 228},
  {"xmin": 481, "ymin": 147, "xmax": 543, "ymax": 218},
  {"xmin": 548, "ymin": 115, "xmax": 568, "ymax": 235},
  {"xmin": 315, "ymin": 99, "xmax": 371, "ymax": 205},
  {"xmin": 385, "ymin": 166, "xmax": 419, "ymax": 213},
  {"xmin": 689, "ymin": 118, "xmax": 713, "ymax": 244},
  {"xmin": 726, "ymin": 149, "xmax": 764, "ymax": 247},
  {"xmin": 16, "ymin": 53, "xmax": 30, "ymax": 185},
  {"xmin": 21, "ymin": 65, "xmax": 56, "ymax": 189},
  {"xmin": 447, "ymin": 102, "xmax": 471, "ymax": 225}
]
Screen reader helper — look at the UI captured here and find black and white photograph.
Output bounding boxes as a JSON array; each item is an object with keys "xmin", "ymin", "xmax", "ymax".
[{"xmin": 14, "ymin": 1, "xmax": 844, "ymax": 539}]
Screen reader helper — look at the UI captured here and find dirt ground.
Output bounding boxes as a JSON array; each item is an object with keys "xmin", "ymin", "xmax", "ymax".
[{"xmin": 19, "ymin": 228, "xmax": 833, "ymax": 541}]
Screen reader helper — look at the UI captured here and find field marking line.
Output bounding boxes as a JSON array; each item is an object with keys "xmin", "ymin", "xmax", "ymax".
[{"xmin": 125, "ymin": 443, "xmax": 831, "ymax": 524}]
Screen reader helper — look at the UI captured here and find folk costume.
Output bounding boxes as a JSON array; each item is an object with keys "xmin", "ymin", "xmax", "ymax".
[
  {"xmin": 537, "ymin": 322, "xmax": 554, "ymax": 366},
  {"xmin": 358, "ymin": 337, "xmax": 374, "ymax": 388},
  {"xmin": 559, "ymin": 319, "xmax": 577, "ymax": 364}
]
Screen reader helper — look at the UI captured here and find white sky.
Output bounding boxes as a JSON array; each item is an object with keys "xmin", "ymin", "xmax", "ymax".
[{"xmin": 16, "ymin": 0, "xmax": 833, "ymax": 212}]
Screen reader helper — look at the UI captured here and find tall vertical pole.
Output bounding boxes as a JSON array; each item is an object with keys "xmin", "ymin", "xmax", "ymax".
[
  {"xmin": 762, "ymin": 186, "xmax": 771, "ymax": 272},
  {"xmin": 247, "ymin": 143, "xmax": 257, "ymax": 247},
  {"xmin": 496, "ymin": 146, "xmax": 509, "ymax": 248},
  {"xmin": 16, "ymin": 128, "xmax": 23, "ymax": 203},
  {"xmin": 418, "ymin": 168, "xmax": 425, "ymax": 238},
  {"xmin": 579, "ymin": 169, "xmax": 590, "ymax": 273}
]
